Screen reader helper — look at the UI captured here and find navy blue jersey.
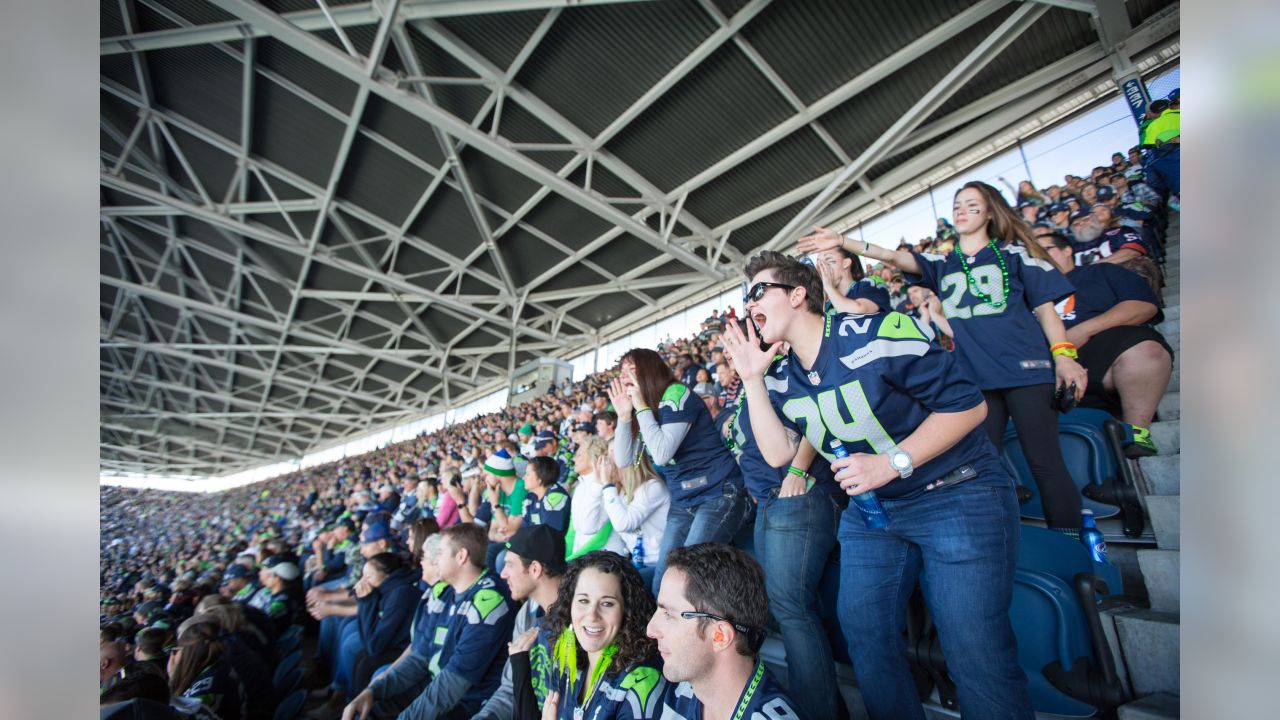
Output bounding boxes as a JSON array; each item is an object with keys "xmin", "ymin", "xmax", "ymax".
[
  {"xmin": 427, "ymin": 571, "xmax": 517, "ymax": 704},
  {"xmin": 728, "ymin": 392, "xmax": 842, "ymax": 505},
  {"xmin": 759, "ymin": 312, "xmax": 1003, "ymax": 498},
  {"xmin": 658, "ymin": 661, "xmax": 808, "ymax": 720},
  {"xmin": 1072, "ymin": 226, "xmax": 1151, "ymax": 266},
  {"xmin": 649, "ymin": 383, "xmax": 745, "ymax": 507},
  {"xmin": 1057, "ymin": 264, "xmax": 1163, "ymax": 329},
  {"xmin": 908, "ymin": 245, "xmax": 1074, "ymax": 390},
  {"xmin": 826, "ymin": 277, "xmax": 890, "ymax": 314},
  {"xmin": 522, "ymin": 483, "xmax": 572, "ymax": 534},
  {"xmin": 409, "ymin": 580, "xmax": 450, "ymax": 656}
]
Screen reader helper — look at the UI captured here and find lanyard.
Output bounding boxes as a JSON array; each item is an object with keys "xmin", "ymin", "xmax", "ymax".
[{"xmin": 731, "ymin": 662, "xmax": 765, "ymax": 720}]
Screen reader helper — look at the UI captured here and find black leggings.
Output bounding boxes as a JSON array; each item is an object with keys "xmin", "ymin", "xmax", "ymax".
[{"xmin": 982, "ymin": 384, "xmax": 1082, "ymax": 529}]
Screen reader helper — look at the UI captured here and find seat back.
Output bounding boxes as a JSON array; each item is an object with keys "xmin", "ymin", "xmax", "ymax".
[
  {"xmin": 1001, "ymin": 407, "xmax": 1123, "ymax": 520},
  {"xmin": 273, "ymin": 688, "xmax": 306, "ymax": 720},
  {"xmin": 274, "ymin": 666, "xmax": 302, "ymax": 696},
  {"xmin": 1010, "ymin": 527, "xmax": 1124, "ymax": 716},
  {"xmin": 272, "ymin": 649, "xmax": 301, "ymax": 688}
]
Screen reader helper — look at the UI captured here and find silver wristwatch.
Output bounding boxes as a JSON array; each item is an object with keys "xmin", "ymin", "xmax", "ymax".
[{"xmin": 887, "ymin": 446, "xmax": 914, "ymax": 479}]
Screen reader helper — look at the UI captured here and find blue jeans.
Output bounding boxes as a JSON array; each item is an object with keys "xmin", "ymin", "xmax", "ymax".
[
  {"xmin": 653, "ymin": 482, "xmax": 749, "ymax": 595},
  {"xmin": 837, "ymin": 471, "xmax": 1032, "ymax": 720},
  {"xmin": 755, "ymin": 488, "xmax": 843, "ymax": 720}
]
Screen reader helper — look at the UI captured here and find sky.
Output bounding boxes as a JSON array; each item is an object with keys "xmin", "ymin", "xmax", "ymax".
[{"xmin": 102, "ymin": 67, "xmax": 1180, "ymax": 492}]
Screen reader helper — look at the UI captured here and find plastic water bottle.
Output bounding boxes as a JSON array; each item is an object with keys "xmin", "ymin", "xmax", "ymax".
[
  {"xmin": 1081, "ymin": 509, "xmax": 1108, "ymax": 564},
  {"xmin": 631, "ymin": 535, "xmax": 646, "ymax": 569},
  {"xmin": 828, "ymin": 439, "xmax": 888, "ymax": 529}
]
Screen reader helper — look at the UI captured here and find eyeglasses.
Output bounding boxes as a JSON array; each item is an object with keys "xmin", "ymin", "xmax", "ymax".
[
  {"xmin": 680, "ymin": 610, "xmax": 753, "ymax": 636},
  {"xmin": 680, "ymin": 610, "xmax": 765, "ymax": 651},
  {"xmin": 745, "ymin": 281, "xmax": 795, "ymax": 303}
]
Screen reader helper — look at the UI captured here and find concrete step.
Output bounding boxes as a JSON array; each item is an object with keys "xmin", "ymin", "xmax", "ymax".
[
  {"xmin": 1167, "ymin": 364, "xmax": 1179, "ymax": 393},
  {"xmin": 1155, "ymin": 318, "xmax": 1179, "ymax": 337},
  {"xmin": 1164, "ymin": 331, "xmax": 1179, "ymax": 353},
  {"xmin": 1157, "ymin": 391, "xmax": 1179, "ymax": 421},
  {"xmin": 1112, "ymin": 609, "xmax": 1180, "ymax": 696},
  {"xmin": 1137, "ymin": 549, "xmax": 1180, "ymax": 614},
  {"xmin": 1162, "ymin": 305, "xmax": 1179, "ymax": 323},
  {"xmin": 1138, "ymin": 454, "xmax": 1180, "ymax": 496},
  {"xmin": 1145, "ymin": 495, "xmax": 1180, "ymax": 549},
  {"xmin": 1108, "ymin": 544, "xmax": 1149, "ymax": 600},
  {"xmin": 1163, "ymin": 291, "xmax": 1179, "ymax": 307},
  {"xmin": 1118, "ymin": 692, "xmax": 1180, "ymax": 719},
  {"xmin": 1149, "ymin": 421, "xmax": 1180, "ymax": 456}
]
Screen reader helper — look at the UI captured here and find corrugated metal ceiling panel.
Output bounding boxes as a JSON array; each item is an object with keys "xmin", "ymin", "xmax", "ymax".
[{"xmin": 514, "ymin": 1, "xmax": 718, "ymax": 137}]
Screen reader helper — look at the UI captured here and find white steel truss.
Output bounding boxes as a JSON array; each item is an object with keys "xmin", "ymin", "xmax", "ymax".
[{"xmin": 99, "ymin": 0, "xmax": 1178, "ymax": 477}]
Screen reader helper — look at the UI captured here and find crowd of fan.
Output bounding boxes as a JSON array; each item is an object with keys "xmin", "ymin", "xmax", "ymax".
[{"xmin": 99, "ymin": 93, "xmax": 1180, "ymax": 720}]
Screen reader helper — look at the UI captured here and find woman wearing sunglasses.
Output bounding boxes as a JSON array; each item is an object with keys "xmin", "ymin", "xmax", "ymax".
[
  {"xmin": 799, "ymin": 180, "xmax": 1088, "ymax": 537},
  {"xmin": 608, "ymin": 348, "xmax": 748, "ymax": 595},
  {"xmin": 508, "ymin": 551, "xmax": 667, "ymax": 720}
]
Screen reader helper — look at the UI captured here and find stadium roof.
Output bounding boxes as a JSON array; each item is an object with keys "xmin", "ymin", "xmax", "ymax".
[{"xmin": 100, "ymin": 0, "xmax": 1179, "ymax": 477}]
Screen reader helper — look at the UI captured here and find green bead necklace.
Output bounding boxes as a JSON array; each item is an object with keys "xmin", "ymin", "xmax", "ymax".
[{"xmin": 955, "ymin": 238, "xmax": 1010, "ymax": 308}]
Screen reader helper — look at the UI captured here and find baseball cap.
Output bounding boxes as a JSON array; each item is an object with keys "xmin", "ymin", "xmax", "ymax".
[
  {"xmin": 221, "ymin": 565, "xmax": 252, "ymax": 584},
  {"xmin": 518, "ymin": 423, "xmax": 535, "ymax": 436},
  {"xmin": 1069, "ymin": 209, "xmax": 1092, "ymax": 224},
  {"xmin": 361, "ymin": 522, "xmax": 392, "ymax": 544},
  {"xmin": 1047, "ymin": 202, "xmax": 1069, "ymax": 215},
  {"xmin": 572, "ymin": 421, "xmax": 594, "ymax": 434},
  {"xmin": 505, "ymin": 525, "xmax": 567, "ymax": 576},
  {"xmin": 692, "ymin": 382, "xmax": 717, "ymax": 399},
  {"xmin": 1095, "ymin": 185, "xmax": 1116, "ymax": 202},
  {"xmin": 263, "ymin": 555, "xmax": 300, "ymax": 581}
]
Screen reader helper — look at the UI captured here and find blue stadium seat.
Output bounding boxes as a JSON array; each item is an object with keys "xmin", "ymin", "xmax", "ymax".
[
  {"xmin": 276, "ymin": 633, "xmax": 301, "ymax": 660},
  {"xmin": 1000, "ymin": 407, "xmax": 1145, "ymax": 537},
  {"xmin": 274, "ymin": 666, "xmax": 302, "ymax": 698},
  {"xmin": 273, "ymin": 689, "xmax": 306, "ymax": 720},
  {"xmin": 1011, "ymin": 527, "xmax": 1126, "ymax": 716},
  {"xmin": 273, "ymin": 650, "xmax": 301, "ymax": 690}
]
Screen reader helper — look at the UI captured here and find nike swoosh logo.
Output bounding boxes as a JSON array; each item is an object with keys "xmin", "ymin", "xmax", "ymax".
[{"xmin": 894, "ymin": 318, "xmax": 903, "ymax": 329}]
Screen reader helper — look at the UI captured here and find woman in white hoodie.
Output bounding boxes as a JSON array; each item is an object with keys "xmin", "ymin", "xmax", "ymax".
[
  {"xmin": 594, "ymin": 453, "xmax": 669, "ymax": 592},
  {"xmin": 565, "ymin": 436, "xmax": 628, "ymax": 560}
]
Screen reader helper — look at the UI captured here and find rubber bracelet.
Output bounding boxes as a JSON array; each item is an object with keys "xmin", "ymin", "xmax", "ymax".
[
  {"xmin": 1050, "ymin": 342, "xmax": 1077, "ymax": 351},
  {"xmin": 1051, "ymin": 347, "xmax": 1078, "ymax": 359},
  {"xmin": 635, "ymin": 406, "xmax": 652, "ymax": 415},
  {"xmin": 786, "ymin": 465, "xmax": 806, "ymax": 477}
]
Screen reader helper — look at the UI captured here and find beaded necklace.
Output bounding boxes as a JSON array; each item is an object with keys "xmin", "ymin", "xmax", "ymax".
[{"xmin": 955, "ymin": 238, "xmax": 1010, "ymax": 308}]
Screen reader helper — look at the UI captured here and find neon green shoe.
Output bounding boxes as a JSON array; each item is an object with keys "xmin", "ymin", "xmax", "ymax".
[{"xmin": 1123, "ymin": 424, "xmax": 1158, "ymax": 458}]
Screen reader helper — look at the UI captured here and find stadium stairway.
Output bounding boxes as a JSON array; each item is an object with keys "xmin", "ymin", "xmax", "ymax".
[{"xmin": 1111, "ymin": 211, "xmax": 1181, "ymax": 719}]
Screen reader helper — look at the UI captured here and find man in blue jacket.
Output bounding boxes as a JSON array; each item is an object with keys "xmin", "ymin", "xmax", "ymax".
[{"xmin": 342, "ymin": 523, "xmax": 516, "ymax": 720}]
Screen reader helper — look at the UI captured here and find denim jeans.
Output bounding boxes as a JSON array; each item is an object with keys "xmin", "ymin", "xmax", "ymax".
[
  {"xmin": 653, "ymin": 481, "xmax": 749, "ymax": 595},
  {"xmin": 837, "ymin": 471, "xmax": 1033, "ymax": 720},
  {"xmin": 755, "ymin": 488, "xmax": 843, "ymax": 720}
]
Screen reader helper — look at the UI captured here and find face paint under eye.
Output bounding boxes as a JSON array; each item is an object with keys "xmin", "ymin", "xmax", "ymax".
[{"xmin": 967, "ymin": 207, "xmax": 981, "ymax": 214}]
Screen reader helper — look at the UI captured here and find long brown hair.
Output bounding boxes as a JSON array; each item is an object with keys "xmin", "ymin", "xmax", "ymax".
[
  {"xmin": 957, "ymin": 181, "xmax": 1052, "ymax": 263},
  {"xmin": 543, "ymin": 551, "xmax": 657, "ymax": 676},
  {"xmin": 619, "ymin": 349, "xmax": 676, "ymax": 431},
  {"xmin": 169, "ymin": 621, "xmax": 225, "ymax": 696}
]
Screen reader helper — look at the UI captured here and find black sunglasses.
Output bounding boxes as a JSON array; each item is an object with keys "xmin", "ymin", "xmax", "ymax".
[{"xmin": 745, "ymin": 281, "xmax": 796, "ymax": 303}]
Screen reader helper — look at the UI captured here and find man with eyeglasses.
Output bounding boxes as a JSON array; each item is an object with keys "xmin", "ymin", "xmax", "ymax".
[{"xmin": 647, "ymin": 543, "xmax": 809, "ymax": 720}]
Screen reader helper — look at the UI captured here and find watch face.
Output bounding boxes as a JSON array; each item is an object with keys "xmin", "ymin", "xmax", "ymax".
[{"xmin": 892, "ymin": 453, "xmax": 910, "ymax": 470}]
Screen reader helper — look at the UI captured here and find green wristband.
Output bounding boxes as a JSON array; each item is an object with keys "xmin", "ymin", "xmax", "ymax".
[{"xmin": 786, "ymin": 466, "xmax": 806, "ymax": 477}]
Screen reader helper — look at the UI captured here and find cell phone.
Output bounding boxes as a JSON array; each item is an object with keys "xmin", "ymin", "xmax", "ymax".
[{"xmin": 1053, "ymin": 381, "xmax": 1078, "ymax": 413}]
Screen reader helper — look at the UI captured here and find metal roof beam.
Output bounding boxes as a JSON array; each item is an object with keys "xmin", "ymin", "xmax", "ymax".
[
  {"xmin": 102, "ymin": 174, "xmax": 555, "ymax": 344},
  {"xmin": 767, "ymin": 0, "xmax": 1049, "ymax": 248},
  {"xmin": 101, "ymin": 0, "xmax": 659, "ymax": 54},
  {"xmin": 100, "ymin": 273, "xmax": 479, "ymax": 390},
  {"xmin": 667, "ymin": 0, "xmax": 1010, "ymax": 203},
  {"xmin": 204, "ymin": 0, "xmax": 724, "ymax": 281},
  {"xmin": 527, "ymin": 273, "xmax": 707, "ymax": 303}
]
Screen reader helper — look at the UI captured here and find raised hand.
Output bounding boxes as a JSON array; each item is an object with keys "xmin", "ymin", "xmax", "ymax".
[
  {"xmin": 607, "ymin": 377, "xmax": 633, "ymax": 417},
  {"xmin": 797, "ymin": 225, "xmax": 847, "ymax": 255},
  {"xmin": 721, "ymin": 315, "xmax": 781, "ymax": 382}
]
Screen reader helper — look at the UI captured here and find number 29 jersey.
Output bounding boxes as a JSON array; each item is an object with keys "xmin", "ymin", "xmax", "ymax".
[
  {"xmin": 907, "ymin": 244, "xmax": 1074, "ymax": 390},
  {"xmin": 757, "ymin": 311, "xmax": 1003, "ymax": 499}
]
